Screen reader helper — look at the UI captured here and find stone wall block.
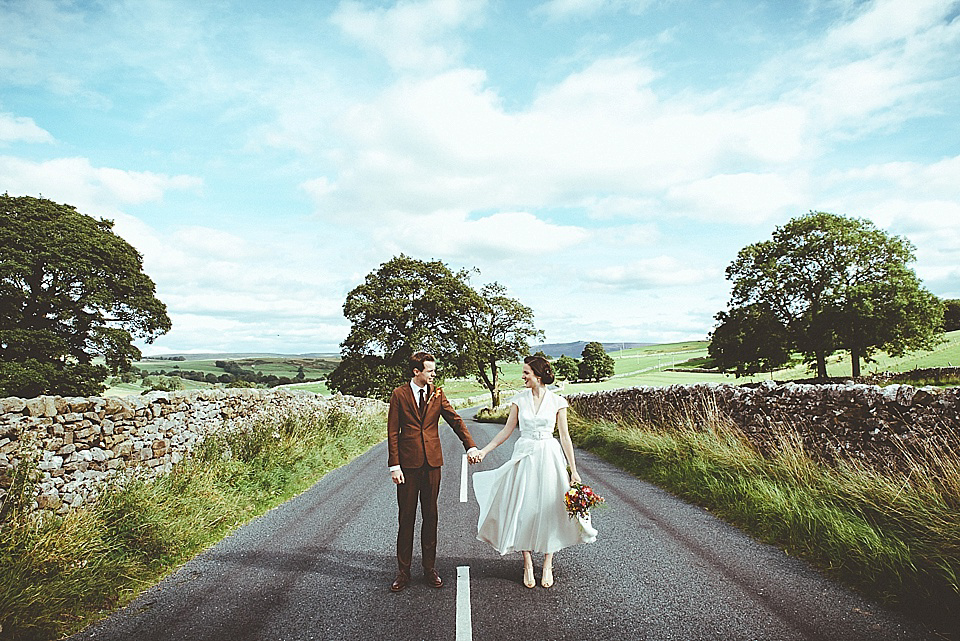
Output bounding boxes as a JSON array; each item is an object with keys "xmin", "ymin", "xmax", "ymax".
[
  {"xmin": 1, "ymin": 397, "xmax": 27, "ymax": 413},
  {"xmin": 24, "ymin": 398, "xmax": 48, "ymax": 417},
  {"xmin": 151, "ymin": 440, "xmax": 168, "ymax": 457}
]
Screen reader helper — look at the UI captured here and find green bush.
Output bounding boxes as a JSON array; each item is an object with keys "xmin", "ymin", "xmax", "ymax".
[{"xmin": 475, "ymin": 405, "xmax": 511, "ymax": 423}]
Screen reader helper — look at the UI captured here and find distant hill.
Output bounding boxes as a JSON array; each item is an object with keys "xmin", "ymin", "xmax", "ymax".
[
  {"xmin": 140, "ymin": 352, "xmax": 340, "ymax": 360},
  {"xmin": 532, "ymin": 341, "xmax": 653, "ymax": 359}
]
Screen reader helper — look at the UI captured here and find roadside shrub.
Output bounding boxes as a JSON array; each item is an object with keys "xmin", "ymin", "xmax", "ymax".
[{"xmin": 475, "ymin": 405, "xmax": 510, "ymax": 424}]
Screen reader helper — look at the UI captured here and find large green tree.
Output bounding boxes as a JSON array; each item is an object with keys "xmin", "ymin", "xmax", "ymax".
[
  {"xmin": 327, "ymin": 256, "xmax": 545, "ymax": 402},
  {"xmin": 464, "ymin": 282, "xmax": 543, "ymax": 407},
  {"xmin": 326, "ymin": 255, "xmax": 481, "ymax": 400},
  {"xmin": 943, "ymin": 299, "xmax": 960, "ymax": 332},
  {"xmin": 578, "ymin": 341, "xmax": 615, "ymax": 382},
  {"xmin": 0, "ymin": 194, "xmax": 171, "ymax": 397},
  {"xmin": 553, "ymin": 354, "xmax": 579, "ymax": 382},
  {"xmin": 708, "ymin": 303, "xmax": 791, "ymax": 377},
  {"xmin": 722, "ymin": 211, "xmax": 942, "ymax": 379}
]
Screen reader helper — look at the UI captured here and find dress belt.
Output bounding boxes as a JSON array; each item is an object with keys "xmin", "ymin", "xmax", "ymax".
[{"xmin": 520, "ymin": 431, "xmax": 553, "ymax": 441}]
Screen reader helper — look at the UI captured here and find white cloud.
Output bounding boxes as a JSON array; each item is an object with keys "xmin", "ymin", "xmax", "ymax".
[
  {"xmin": 306, "ymin": 57, "xmax": 817, "ymax": 222},
  {"xmin": 534, "ymin": 0, "xmax": 654, "ymax": 20},
  {"xmin": 667, "ymin": 172, "xmax": 810, "ymax": 224},
  {"xmin": 331, "ymin": 0, "xmax": 486, "ymax": 72},
  {"xmin": 0, "ymin": 112, "xmax": 54, "ymax": 144},
  {"xmin": 823, "ymin": 0, "xmax": 956, "ymax": 52},
  {"xmin": 587, "ymin": 256, "xmax": 716, "ymax": 289},
  {"xmin": 833, "ymin": 156, "xmax": 960, "ymax": 206},
  {"xmin": 377, "ymin": 210, "xmax": 589, "ymax": 260},
  {"xmin": 111, "ymin": 216, "xmax": 352, "ymax": 354},
  {"xmin": 300, "ymin": 176, "xmax": 337, "ymax": 199},
  {"xmin": 0, "ymin": 156, "xmax": 201, "ymax": 216},
  {"xmin": 760, "ymin": 0, "xmax": 960, "ymax": 138}
]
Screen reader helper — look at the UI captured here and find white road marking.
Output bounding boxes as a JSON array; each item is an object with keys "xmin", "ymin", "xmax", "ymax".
[
  {"xmin": 460, "ymin": 453, "xmax": 468, "ymax": 502},
  {"xmin": 456, "ymin": 566, "xmax": 473, "ymax": 641}
]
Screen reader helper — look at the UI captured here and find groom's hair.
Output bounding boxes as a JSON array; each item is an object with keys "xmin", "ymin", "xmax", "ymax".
[{"xmin": 409, "ymin": 351, "xmax": 435, "ymax": 375}]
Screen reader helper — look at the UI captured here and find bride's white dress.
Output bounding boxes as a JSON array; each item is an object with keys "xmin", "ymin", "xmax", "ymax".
[{"xmin": 473, "ymin": 388, "xmax": 598, "ymax": 555}]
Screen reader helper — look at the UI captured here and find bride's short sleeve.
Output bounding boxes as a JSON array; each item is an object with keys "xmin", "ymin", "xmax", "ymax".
[{"xmin": 554, "ymin": 393, "xmax": 569, "ymax": 412}]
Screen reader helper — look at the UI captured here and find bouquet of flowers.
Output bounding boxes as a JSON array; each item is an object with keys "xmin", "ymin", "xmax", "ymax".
[{"xmin": 564, "ymin": 482, "xmax": 605, "ymax": 519}]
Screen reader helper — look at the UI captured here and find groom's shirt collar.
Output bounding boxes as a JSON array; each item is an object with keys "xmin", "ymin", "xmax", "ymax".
[{"xmin": 410, "ymin": 380, "xmax": 427, "ymax": 396}]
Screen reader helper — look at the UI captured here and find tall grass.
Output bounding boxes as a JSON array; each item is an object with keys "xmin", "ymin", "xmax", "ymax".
[
  {"xmin": 568, "ymin": 407, "xmax": 960, "ymax": 637},
  {"xmin": 0, "ymin": 405, "xmax": 385, "ymax": 641}
]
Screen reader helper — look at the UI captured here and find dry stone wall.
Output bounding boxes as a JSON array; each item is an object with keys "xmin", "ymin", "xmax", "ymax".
[
  {"xmin": 0, "ymin": 388, "xmax": 386, "ymax": 515},
  {"xmin": 567, "ymin": 380, "xmax": 960, "ymax": 471}
]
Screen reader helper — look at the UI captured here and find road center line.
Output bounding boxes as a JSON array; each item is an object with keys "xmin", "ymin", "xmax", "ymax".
[
  {"xmin": 460, "ymin": 453, "xmax": 468, "ymax": 503},
  {"xmin": 456, "ymin": 565, "xmax": 473, "ymax": 641}
]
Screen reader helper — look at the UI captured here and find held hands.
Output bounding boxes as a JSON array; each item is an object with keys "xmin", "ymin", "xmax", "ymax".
[{"xmin": 467, "ymin": 449, "xmax": 485, "ymax": 464}]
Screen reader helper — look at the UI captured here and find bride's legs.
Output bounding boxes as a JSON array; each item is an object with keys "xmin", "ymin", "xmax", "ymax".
[
  {"xmin": 522, "ymin": 551, "xmax": 535, "ymax": 588},
  {"xmin": 541, "ymin": 552, "xmax": 554, "ymax": 588}
]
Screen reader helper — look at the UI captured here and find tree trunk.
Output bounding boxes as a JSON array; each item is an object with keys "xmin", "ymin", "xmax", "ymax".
[
  {"xmin": 816, "ymin": 351, "xmax": 828, "ymax": 380},
  {"xmin": 489, "ymin": 359, "xmax": 500, "ymax": 408},
  {"xmin": 476, "ymin": 358, "xmax": 495, "ymax": 407},
  {"xmin": 850, "ymin": 346, "xmax": 861, "ymax": 378}
]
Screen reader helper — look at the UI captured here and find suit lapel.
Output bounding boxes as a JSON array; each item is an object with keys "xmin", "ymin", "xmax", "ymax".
[{"xmin": 402, "ymin": 384, "xmax": 418, "ymax": 420}]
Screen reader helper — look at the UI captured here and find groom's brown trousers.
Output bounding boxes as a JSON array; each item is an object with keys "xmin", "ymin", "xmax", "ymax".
[{"xmin": 396, "ymin": 463, "xmax": 441, "ymax": 575}]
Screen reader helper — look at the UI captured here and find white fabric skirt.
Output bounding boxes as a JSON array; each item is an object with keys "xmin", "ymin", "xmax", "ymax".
[{"xmin": 474, "ymin": 436, "xmax": 598, "ymax": 555}]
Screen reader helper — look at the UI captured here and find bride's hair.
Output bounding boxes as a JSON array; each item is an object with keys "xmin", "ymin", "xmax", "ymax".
[{"xmin": 524, "ymin": 355, "xmax": 555, "ymax": 385}]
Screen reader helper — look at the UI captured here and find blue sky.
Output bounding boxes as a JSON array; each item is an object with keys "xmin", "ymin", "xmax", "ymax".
[{"xmin": 2, "ymin": 0, "xmax": 959, "ymax": 355}]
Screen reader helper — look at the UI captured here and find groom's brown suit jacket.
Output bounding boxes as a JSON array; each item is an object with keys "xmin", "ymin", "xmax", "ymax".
[{"xmin": 387, "ymin": 383, "xmax": 476, "ymax": 468}]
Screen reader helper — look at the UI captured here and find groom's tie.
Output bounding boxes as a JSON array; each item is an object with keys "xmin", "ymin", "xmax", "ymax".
[{"xmin": 419, "ymin": 388, "xmax": 426, "ymax": 416}]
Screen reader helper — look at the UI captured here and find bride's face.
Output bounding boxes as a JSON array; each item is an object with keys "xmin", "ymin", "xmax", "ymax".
[{"xmin": 521, "ymin": 364, "xmax": 541, "ymax": 388}]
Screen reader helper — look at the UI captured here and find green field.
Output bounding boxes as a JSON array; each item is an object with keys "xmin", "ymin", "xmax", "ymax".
[
  {"xmin": 103, "ymin": 356, "xmax": 338, "ymax": 397},
  {"xmin": 135, "ymin": 356, "xmax": 338, "ymax": 378},
  {"xmin": 103, "ymin": 331, "xmax": 960, "ymax": 399}
]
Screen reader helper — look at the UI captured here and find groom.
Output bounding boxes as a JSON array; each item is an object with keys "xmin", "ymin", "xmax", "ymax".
[{"xmin": 387, "ymin": 351, "xmax": 480, "ymax": 591}]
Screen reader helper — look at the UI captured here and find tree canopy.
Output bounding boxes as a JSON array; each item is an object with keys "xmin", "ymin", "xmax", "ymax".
[
  {"xmin": 717, "ymin": 211, "xmax": 942, "ymax": 378},
  {"xmin": 943, "ymin": 299, "xmax": 960, "ymax": 333},
  {"xmin": 708, "ymin": 303, "xmax": 791, "ymax": 377},
  {"xmin": 464, "ymin": 282, "xmax": 543, "ymax": 407},
  {"xmin": 553, "ymin": 354, "xmax": 579, "ymax": 381},
  {"xmin": 327, "ymin": 255, "xmax": 542, "ymax": 402},
  {"xmin": 326, "ymin": 255, "xmax": 479, "ymax": 399},
  {"xmin": 578, "ymin": 341, "xmax": 615, "ymax": 382},
  {"xmin": 0, "ymin": 194, "xmax": 171, "ymax": 397}
]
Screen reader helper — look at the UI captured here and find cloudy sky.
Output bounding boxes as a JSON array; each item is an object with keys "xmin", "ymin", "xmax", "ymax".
[{"xmin": 2, "ymin": 0, "xmax": 959, "ymax": 355}]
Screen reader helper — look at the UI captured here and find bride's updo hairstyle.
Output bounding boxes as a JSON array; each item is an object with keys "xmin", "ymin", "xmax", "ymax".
[{"xmin": 524, "ymin": 355, "xmax": 555, "ymax": 385}]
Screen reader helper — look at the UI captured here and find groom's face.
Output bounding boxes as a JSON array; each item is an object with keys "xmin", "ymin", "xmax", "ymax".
[{"xmin": 413, "ymin": 359, "xmax": 436, "ymax": 387}]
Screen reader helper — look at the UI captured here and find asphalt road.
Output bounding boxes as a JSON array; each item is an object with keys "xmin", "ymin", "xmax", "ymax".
[{"xmin": 71, "ymin": 406, "xmax": 948, "ymax": 641}]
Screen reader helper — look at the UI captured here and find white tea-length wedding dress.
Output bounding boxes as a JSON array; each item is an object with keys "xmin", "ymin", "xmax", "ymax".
[{"xmin": 473, "ymin": 388, "xmax": 598, "ymax": 555}]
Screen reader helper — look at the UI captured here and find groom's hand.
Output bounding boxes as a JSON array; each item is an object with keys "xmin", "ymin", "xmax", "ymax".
[{"xmin": 391, "ymin": 469, "xmax": 405, "ymax": 484}]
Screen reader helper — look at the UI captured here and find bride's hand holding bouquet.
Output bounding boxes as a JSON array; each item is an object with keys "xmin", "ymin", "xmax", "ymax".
[{"xmin": 564, "ymin": 481, "xmax": 605, "ymax": 520}]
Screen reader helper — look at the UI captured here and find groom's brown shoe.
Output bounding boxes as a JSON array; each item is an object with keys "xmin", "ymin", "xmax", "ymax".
[
  {"xmin": 390, "ymin": 573, "xmax": 410, "ymax": 592},
  {"xmin": 424, "ymin": 569, "xmax": 443, "ymax": 588}
]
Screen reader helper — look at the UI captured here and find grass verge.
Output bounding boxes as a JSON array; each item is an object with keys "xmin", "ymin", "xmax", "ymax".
[
  {"xmin": 0, "ymin": 404, "xmax": 385, "ymax": 641},
  {"xmin": 567, "ymin": 410, "xmax": 960, "ymax": 638}
]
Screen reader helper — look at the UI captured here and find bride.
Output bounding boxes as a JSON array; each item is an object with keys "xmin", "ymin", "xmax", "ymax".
[{"xmin": 471, "ymin": 356, "xmax": 597, "ymax": 588}]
